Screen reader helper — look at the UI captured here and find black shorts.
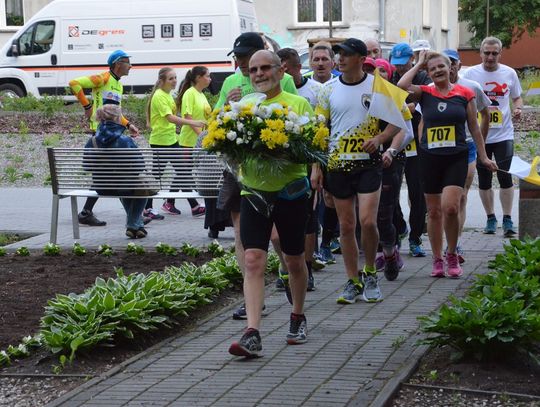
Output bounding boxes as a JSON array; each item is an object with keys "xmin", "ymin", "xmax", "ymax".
[
  {"xmin": 477, "ymin": 140, "xmax": 513, "ymax": 190},
  {"xmin": 418, "ymin": 150, "xmax": 468, "ymax": 194},
  {"xmin": 216, "ymin": 171, "xmax": 241, "ymax": 213},
  {"xmin": 324, "ymin": 166, "xmax": 383, "ymax": 199},
  {"xmin": 240, "ymin": 194, "xmax": 309, "ymax": 256}
]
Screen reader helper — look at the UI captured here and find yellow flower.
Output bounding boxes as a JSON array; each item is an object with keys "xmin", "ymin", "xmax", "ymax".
[
  {"xmin": 212, "ymin": 128, "xmax": 226, "ymax": 141},
  {"xmin": 265, "ymin": 119, "xmax": 285, "ymax": 132},
  {"xmin": 201, "ymin": 134, "xmax": 214, "ymax": 149},
  {"xmin": 260, "ymin": 128, "xmax": 288, "ymax": 149},
  {"xmin": 207, "ymin": 120, "xmax": 219, "ymax": 132},
  {"xmin": 272, "ymin": 108, "xmax": 284, "ymax": 116},
  {"xmin": 313, "ymin": 124, "xmax": 329, "ymax": 150},
  {"xmin": 222, "ymin": 115, "xmax": 231, "ymax": 124}
]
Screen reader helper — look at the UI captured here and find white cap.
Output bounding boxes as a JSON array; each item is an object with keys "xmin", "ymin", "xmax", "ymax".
[{"xmin": 411, "ymin": 39, "xmax": 431, "ymax": 52}]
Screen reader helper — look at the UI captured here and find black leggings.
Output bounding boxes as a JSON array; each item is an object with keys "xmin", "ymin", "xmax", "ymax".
[
  {"xmin": 377, "ymin": 160, "xmax": 404, "ymax": 249},
  {"xmin": 477, "ymin": 140, "xmax": 513, "ymax": 190},
  {"xmin": 404, "ymin": 155, "xmax": 426, "ymax": 245}
]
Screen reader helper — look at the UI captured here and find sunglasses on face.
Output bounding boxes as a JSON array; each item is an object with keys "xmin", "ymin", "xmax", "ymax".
[
  {"xmin": 248, "ymin": 64, "xmax": 280, "ymax": 74},
  {"xmin": 483, "ymin": 51, "xmax": 500, "ymax": 56}
]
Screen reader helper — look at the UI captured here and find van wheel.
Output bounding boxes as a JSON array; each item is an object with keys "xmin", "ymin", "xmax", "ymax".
[{"xmin": 0, "ymin": 83, "xmax": 25, "ymax": 98}]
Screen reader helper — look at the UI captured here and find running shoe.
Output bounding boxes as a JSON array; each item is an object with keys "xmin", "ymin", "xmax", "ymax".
[
  {"xmin": 312, "ymin": 253, "xmax": 327, "ymax": 270},
  {"xmin": 456, "ymin": 245, "xmax": 465, "ymax": 264},
  {"xmin": 279, "ymin": 271, "xmax": 293, "ymax": 304},
  {"xmin": 446, "ymin": 253, "xmax": 463, "ymax": 278},
  {"xmin": 161, "ymin": 202, "xmax": 181, "ymax": 215},
  {"xmin": 409, "ymin": 242, "xmax": 426, "ymax": 257},
  {"xmin": 319, "ymin": 244, "xmax": 336, "ymax": 264},
  {"xmin": 362, "ymin": 272, "xmax": 383, "ymax": 303},
  {"xmin": 275, "ymin": 270, "xmax": 287, "ymax": 291},
  {"xmin": 78, "ymin": 210, "xmax": 106, "ymax": 226},
  {"xmin": 375, "ymin": 252, "xmax": 385, "ymax": 272},
  {"xmin": 191, "ymin": 206, "xmax": 206, "ymax": 217},
  {"xmin": 502, "ymin": 217, "xmax": 516, "ymax": 237},
  {"xmin": 384, "ymin": 251, "xmax": 401, "ymax": 281},
  {"xmin": 229, "ymin": 328, "xmax": 263, "ymax": 358},
  {"xmin": 286, "ymin": 314, "xmax": 307, "ymax": 345},
  {"xmin": 483, "ymin": 217, "xmax": 497, "ymax": 234},
  {"xmin": 307, "ymin": 270, "xmax": 315, "ymax": 292},
  {"xmin": 431, "ymin": 257, "xmax": 445, "ymax": 278},
  {"xmin": 232, "ymin": 303, "xmax": 268, "ymax": 320},
  {"xmin": 144, "ymin": 208, "xmax": 165, "ymax": 220},
  {"xmin": 329, "ymin": 237, "xmax": 341, "ymax": 254},
  {"xmin": 336, "ymin": 279, "xmax": 363, "ymax": 304}
]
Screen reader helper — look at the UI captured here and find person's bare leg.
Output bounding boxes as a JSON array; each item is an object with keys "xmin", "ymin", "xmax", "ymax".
[
  {"xmin": 357, "ymin": 189, "xmax": 381, "ymax": 269},
  {"xmin": 333, "ymin": 196, "xmax": 359, "ymax": 279},
  {"xmin": 243, "ymin": 248, "xmax": 267, "ymax": 330},
  {"xmin": 231, "ymin": 211, "xmax": 244, "ymax": 274},
  {"xmin": 441, "ymin": 186, "xmax": 463, "ymax": 254},
  {"xmin": 425, "ymin": 193, "xmax": 443, "ymax": 259},
  {"xmin": 285, "ymin": 253, "xmax": 307, "ymax": 314},
  {"xmin": 270, "ymin": 225, "xmax": 288, "ymax": 273},
  {"xmin": 479, "ymin": 188, "xmax": 495, "ymax": 216},
  {"xmin": 459, "ymin": 161, "xmax": 476, "ymax": 237},
  {"xmin": 500, "ymin": 186, "xmax": 514, "ymax": 217}
]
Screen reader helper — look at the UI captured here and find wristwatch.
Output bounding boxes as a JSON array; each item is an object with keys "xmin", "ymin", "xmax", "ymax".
[{"xmin": 387, "ymin": 148, "xmax": 398, "ymax": 157}]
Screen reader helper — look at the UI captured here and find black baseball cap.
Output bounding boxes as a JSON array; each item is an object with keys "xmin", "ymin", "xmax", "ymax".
[
  {"xmin": 333, "ymin": 38, "xmax": 368, "ymax": 56},
  {"xmin": 227, "ymin": 32, "xmax": 265, "ymax": 56}
]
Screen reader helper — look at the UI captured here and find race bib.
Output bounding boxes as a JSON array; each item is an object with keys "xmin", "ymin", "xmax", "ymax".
[
  {"xmin": 338, "ymin": 134, "xmax": 370, "ymax": 160},
  {"xmin": 488, "ymin": 106, "xmax": 503, "ymax": 128},
  {"xmin": 427, "ymin": 125, "xmax": 456, "ymax": 149},
  {"xmin": 405, "ymin": 139, "xmax": 417, "ymax": 157}
]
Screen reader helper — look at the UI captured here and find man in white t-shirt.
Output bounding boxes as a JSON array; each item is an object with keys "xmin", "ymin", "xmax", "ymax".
[
  {"xmin": 313, "ymin": 38, "xmax": 400, "ymax": 304},
  {"xmin": 444, "ymin": 49, "xmax": 491, "ymax": 262},
  {"xmin": 462, "ymin": 36, "xmax": 523, "ymax": 237}
]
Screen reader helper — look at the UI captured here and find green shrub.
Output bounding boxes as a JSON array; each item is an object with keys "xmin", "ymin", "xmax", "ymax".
[
  {"xmin": 40, "ymin": 252, "xmax": 242, "ymax": 361},
  {"xmin": 420, "ymin": 237, "xmax": 540, "ymax": 362}
]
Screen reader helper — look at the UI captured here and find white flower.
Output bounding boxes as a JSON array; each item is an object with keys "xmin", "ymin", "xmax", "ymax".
[
  {"xmin": 226, "ymin": 131, "xmax": 237, "ymax": 141},
  {"xmin": 287, "ymin": 111, "xmax": 299, "ymax": 121},
  {"xmin": 293, "ymin": 125, "xmax": 300, "ymax": 133},
  {"xmin": 318, "ymin": 114, "xmax": 326, "ymax": 123},
  {"xmin": 285, "ymin": 120, "xmax": 294, "ymax": 131},
  {"xmin": 236, "ymin": 122, "xmax": 244, "ymax": 132},
  {"xmin": 255, "ymin": 117, "xmax": 263, "ymax": 124},
  {"xmin": 236, "ymin": 138, "xmax": 243, "ymax": 145},
  {"xmin": 217, "ymin": 118, "xmax": 223, "ymax": 125},
  {"xmin": 248, "ymin": 131, "xmax": 253, "ymax": 136},
  {"xmin": 257, "ymin": 106, "xmax": 271, "ymax": 118},
  {"xmin": 283, "ymin": 142, "xmax": 290, "ymax": 148}
]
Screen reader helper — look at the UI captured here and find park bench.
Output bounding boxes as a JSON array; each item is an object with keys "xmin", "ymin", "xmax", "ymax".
[{"xmin": 47, "ymin": 147, "xmax": 225, "ymax": 243}]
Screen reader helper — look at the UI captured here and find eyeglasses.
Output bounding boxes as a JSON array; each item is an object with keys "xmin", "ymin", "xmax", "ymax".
[
  {"xmin": 483, "ymin": 51, "xmax": 500, "ymax": 56},
  {"xmin": 117, "ymin": 59, "xmax": 131, "ymax": 65},
  {"xmin": 248, "ymin": 64, "xmax": 280, "ymax": 74}
]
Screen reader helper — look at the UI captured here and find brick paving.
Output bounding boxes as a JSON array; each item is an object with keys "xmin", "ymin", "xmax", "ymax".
[{"xmin": 0, "ymin": 188, "xmax": 515, "ymax": 406}]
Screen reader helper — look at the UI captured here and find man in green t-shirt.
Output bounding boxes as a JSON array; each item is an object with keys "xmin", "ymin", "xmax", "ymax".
[{"xmin": 228, "ymin": 50, "xmax": 312, "ymax": 359}]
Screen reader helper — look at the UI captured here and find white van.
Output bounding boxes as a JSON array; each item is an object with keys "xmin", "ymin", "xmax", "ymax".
[{"xmin": 0, "ymin": 0, "xmax": 257, "ymax": 98}]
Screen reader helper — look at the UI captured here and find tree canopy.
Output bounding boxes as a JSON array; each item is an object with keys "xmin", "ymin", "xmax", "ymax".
[{"xmin": 459, "ymin": 0, "xmax": 540, "ymax": 47}]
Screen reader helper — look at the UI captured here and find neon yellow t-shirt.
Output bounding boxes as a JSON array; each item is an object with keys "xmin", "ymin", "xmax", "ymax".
[
  {"xmin": 178, "ymin": 87, "xmax": 211, "ymax": 147},
  {"xmin": 241, "ymin": 91, "xmax": 314, "ymax": 192},
  {"xmin": 215, "ymin": 72, "xmax": 298, "ymax": 109},
  {"xmin": 149, "ymin": 89, "xmax": 177, "ymax": 146}
]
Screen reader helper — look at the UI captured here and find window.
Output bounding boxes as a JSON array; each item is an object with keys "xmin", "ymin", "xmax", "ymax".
[
  {"xmin": 297, "ymin": 0, "xmax": 342, "ymax": 25},
  {"xmin": 422, "ymin": 0, "xmax": 430, "ymax": 27},
  {"xmin": 441, "ymin": 0, "xmax": 448, "ymax": 30},
  {"xmin": 1, "ymin": 0, "xmax": 24, "ymax": 28},
  {"xmin": 14, "ymin": 21, "xmax": 54, "ymax": 56}
]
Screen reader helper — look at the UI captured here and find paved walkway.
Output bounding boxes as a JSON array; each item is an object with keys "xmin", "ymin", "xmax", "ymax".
[{"xmin": 0, "ymin": 188, "xmax": 517, "ymax": 406}]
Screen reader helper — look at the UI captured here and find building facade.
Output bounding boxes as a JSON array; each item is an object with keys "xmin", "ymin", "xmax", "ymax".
[
  {"xmin": 0, "ymin": 0, "xmax": 49, "ymax": 45},
  {"xmin": 255, "ymin": 0, "xmax": 459, "ymax": 51}
]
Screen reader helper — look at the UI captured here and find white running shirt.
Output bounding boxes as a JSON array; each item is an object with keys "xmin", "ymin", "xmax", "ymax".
[{"xmin": 462, "ymin": 64, "xmax": 522, "ymax": 144}]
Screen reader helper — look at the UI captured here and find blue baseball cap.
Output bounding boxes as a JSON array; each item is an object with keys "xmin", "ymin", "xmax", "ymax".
[
  {"xmin": 390, "ymin": 43, "xmax": 413, "ymax": 65},
  {"xmin": 442, "ymin": 49, "xmax": 460, "ymax": 62},
  {"xmin": 107, "ymin": 50, "xmax": 131, "ymax": 66}
]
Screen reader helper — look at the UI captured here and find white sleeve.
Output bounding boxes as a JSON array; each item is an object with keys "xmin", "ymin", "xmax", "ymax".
[
  {"xmin": 398, "ymin": 119, "xmax": 414, "ymax": 152},
  {"xmin": 509, "ymin": 69, "xmax": 523, "ymax": 98}
]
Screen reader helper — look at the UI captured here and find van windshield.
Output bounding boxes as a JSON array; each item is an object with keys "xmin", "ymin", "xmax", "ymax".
[{"xmin": 18, "ymin": 21, "xmax": 55, "ymax": 56}]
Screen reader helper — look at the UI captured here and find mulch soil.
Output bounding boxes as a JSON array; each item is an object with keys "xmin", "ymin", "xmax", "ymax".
[{"xmin": 0, "ymin": 250, "xmax": 245, "ymax": 376}]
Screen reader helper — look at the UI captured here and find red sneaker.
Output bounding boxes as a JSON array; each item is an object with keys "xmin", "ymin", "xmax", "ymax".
[
  {"xmin": 446, "ymin": 253, "xmax": 463, "ymax": 278},
  {"xmin": 431, "ymin": 257, "xmax": 445, "ymax": 278}
]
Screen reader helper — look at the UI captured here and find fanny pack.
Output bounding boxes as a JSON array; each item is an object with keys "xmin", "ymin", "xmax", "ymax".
[{"xmin": 277, "ymin": 177, "xmax": 311, "ymax": 200}]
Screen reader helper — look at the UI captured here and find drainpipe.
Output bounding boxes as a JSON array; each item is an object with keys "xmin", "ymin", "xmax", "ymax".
[{"xmin": 379, "ymin": 0, "xmax": 386, "ymax": 41}]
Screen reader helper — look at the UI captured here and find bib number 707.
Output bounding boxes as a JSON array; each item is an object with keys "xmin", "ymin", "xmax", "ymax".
[{"xmin": 427, "ymin": 125, "xmax": 456, "ymax": 149}]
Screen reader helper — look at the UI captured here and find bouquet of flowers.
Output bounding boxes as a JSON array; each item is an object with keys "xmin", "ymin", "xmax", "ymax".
[{"xmin": 201, "ymin": 93, "xmax": 329, "ymax": 177}]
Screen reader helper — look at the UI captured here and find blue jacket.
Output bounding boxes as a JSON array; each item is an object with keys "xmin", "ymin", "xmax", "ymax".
[{"xmin": 83, "ymin": 121, "xmax": 144, "ymax": 195}]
